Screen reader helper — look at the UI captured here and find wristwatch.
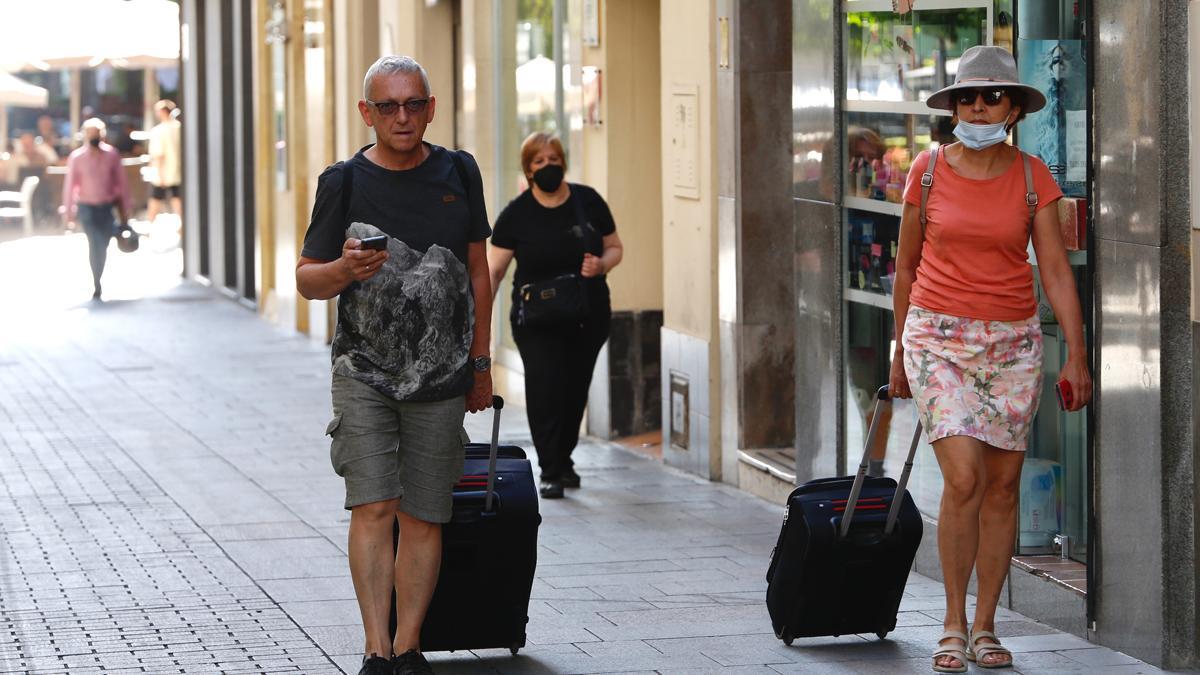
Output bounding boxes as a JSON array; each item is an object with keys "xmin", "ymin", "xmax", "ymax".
[{"xmin": 471, "ymin": 355, "xmax": 491, "ymax": 373}]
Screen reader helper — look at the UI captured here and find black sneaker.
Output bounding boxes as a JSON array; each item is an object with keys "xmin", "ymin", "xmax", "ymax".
[
  {"xmin": 561, "ymin": 468, "xmax": 581, "ymax": 488},
  {"xmin": 539, "ymin": 479, "xmax": 565, "ymax": 499},
  {"xmin": 357, "ymin": 655, "xmax": 392, "ymax": 675},
  {"xmin": 392, "ymin": 649, "xmax": 434, "ymax": 675}
]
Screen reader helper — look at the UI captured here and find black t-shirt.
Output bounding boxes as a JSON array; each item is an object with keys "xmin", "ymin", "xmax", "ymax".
[
  {"xmin": 303, "ymin": 144, "xmax": 490, "ymax": 262},
  {"xmin": 490, "ymin": 183, "xmax": 616, "ymax": 307},
  {"xmin": 301, "ymin": 144, "xmax": 491, "ymax": 402}
]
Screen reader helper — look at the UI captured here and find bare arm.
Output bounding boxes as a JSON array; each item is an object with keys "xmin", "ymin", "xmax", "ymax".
[
  {"xmin": 582, "ymin": 232, "xmax": 623, "ymax": 278},
  {"xmin": 889, "ymin": 201, "xmax": 923, "ymax": 399},
  {"xmin": 295, "ymin": 238, "xmax": 388, "ymax": 300},
  {"xmin": 487, "ymin": 244, "xmax": 515, "ymax": 297},
  {"xmin": 1032, "ymin": 201, "xmax": 1092, "ymax": 410},
  {"xmin": 466, "ymin": 240, "xmax": 494, "ymax": 413}
]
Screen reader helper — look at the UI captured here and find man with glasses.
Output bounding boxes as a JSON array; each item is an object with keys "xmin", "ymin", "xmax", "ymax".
[{"xmin": 296, "ymin": 55, "xmax": 493, "ymax": 675}]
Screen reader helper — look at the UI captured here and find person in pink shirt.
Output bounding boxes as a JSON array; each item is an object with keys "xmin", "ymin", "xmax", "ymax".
[{"xmin": 62, "ymin": 118, "xmax": 132, "ymax": 300}]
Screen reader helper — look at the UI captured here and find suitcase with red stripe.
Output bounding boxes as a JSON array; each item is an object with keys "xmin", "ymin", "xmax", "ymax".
[
  {"xmin": 400, "ymin": 396, "xmax": 541, "ymax": 654},
  {"xmin": 765, "ymin": 385, "xmax": 923, "ymax": 644}
]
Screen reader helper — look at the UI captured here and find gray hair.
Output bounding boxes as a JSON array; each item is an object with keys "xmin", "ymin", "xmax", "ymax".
[{"xmin": 363, "ymin": 55, "xmax": 430, "ymax": 100}]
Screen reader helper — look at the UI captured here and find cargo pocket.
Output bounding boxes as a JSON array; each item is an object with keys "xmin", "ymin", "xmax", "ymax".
[{"xmin": 325, "ymin": 414, "xmax": 342, "ymax": 437}]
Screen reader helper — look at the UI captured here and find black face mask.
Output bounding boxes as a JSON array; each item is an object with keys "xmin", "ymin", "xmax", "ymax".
[
  {"xmin": 531, "ymin": 164, "xmax": 564, "ymax": 192},
  {"xmin": 88, "ymin": 137, "xmax": 101, "ymax": 148}
]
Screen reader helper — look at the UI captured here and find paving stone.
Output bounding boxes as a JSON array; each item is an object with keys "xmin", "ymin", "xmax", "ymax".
[{"xmin": 0, "ymin": 260, "xmax": 1168, "ymax": 674}]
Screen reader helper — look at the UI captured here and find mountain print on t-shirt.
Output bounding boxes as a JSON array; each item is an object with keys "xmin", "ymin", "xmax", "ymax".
[{"xmin": 331, "ymin": 222, "xmax": 474, "ymax": 402}]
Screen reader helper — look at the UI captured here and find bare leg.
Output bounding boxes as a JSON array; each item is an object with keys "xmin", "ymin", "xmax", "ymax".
[
  {"xmin": 971, "ymin": 445, "xmax": 1024, "ymax": 666},
  {"xmin": 931, "ymin": 435, "xmax": 987, "ymax": 670},
  {"xmin": 147, "ymin": 198, "xmax": 163, "ymax": 224},
  {"xmin": 170, "ymin": 196, "xmax": 182, "ymax": 216},
  {"xmin": 392, "ymin": 510, "xmax": 442, "ymax": 654},
  {"xmin": 348, "ymin": 499, "xmax": 400, "ymax": 658}
]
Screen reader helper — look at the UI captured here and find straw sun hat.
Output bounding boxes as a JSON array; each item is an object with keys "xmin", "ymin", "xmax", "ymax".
[{"xmin": 925, "ymin": 45, "xmax": 1047, "ymax": 114}]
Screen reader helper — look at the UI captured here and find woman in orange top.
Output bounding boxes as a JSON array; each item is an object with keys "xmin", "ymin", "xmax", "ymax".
[{"xmin": 888, "ymin": 47, "xmax": 1092, "ymax": 672}]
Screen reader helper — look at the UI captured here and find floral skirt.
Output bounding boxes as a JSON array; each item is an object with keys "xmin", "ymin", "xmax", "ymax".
[{"xmin": 902, "ymin": 306, "xmax": 1043, "ymax": 451}]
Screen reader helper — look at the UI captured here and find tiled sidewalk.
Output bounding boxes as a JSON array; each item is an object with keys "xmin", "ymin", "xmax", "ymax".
[{"xmin": 0, "ymin": 237, "xmax": 1171, "ymax": 673}]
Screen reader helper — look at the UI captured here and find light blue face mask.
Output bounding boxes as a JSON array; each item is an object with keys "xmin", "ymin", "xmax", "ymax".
[{"xmin": 953, "ymin": 120, "xmax": 1009, "ymax": 150}]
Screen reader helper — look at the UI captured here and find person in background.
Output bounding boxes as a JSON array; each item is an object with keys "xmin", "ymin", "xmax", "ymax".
[
  {"xmin": 36, "ymin": 114, "xmax": 65, "ymax": 158},
  {"xmin": 888, "ymin": 46, "xmax": 1092, "ymax": 672},
  {"xmin": 13, "ymin": 131, "xmax": 58, "ymax": 224},
  {"xmin": 487, "ymin": 132, "xmax": 623, "ymax": 499},
  {"xmin": 62, "ymin": 118, "xmax": 131, "ymax": 300},
  {"xmin": 147, "ymin": 100, "xmax": 182, "ymax": 223}
]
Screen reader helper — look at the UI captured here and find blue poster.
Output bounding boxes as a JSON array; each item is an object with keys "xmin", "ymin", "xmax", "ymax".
[{"xmin": 1016, "ymin": 40, "xmax": 1087, "ymax": 197}]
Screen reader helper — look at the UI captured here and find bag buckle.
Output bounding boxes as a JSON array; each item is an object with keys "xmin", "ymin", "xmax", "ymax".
[
  {"xmin": 920, "ymin": 172, "xmax": 933, "ymax": 188},
  {"xmin": 1025, "ymin": 192, "xmax": 1039, "ymax": 207},
  {"xmin": 539, "ymin": 288, "xmax": 557, "ymax": 300}
]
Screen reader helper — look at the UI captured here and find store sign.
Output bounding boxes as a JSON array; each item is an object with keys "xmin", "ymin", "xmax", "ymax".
[
  {"xmin": 583, "ymin": 0, "xmax": 600, "ymax": 47},
  {"xmin": 669, "ymin": 85, "xmax": 700, "ymax": 200}
]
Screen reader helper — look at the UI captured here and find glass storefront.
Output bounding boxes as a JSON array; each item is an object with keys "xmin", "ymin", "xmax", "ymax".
[{"xmin": 840, "ymin": 0, "xmax": 1092, "ymax": 564}]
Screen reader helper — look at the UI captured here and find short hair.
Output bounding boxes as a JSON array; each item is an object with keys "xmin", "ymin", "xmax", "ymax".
[
  {"xmin": 81, "ymin": 117, "xmax": 106, "ymax": 134},
  {"xmin": 363, "ymin": 55, "xmax": 430, "ymax": 100},
  {"xmin": 154, "ymin": 99, "xmax": 176, "ymax": 113},
  {"xmin": 520, "ymin": 132, "xmax": 566, "ymax": 177}
]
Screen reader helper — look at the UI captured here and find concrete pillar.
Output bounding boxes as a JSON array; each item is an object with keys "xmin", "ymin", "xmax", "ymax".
[
  {"xmin": 1093, "ymin": 0, "xmax": 1197, "ymax": 668},
  {"xmin": 714, "ymin": 0, "xmax": 794, "ymax": 489}
]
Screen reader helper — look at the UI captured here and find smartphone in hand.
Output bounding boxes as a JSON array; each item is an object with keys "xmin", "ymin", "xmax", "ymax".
[
  {"xmin": 1055, "ymin": 378, "xmax": 1074, "ymax": 411},
  {"xmin": 359, "ymin": 235, "xmax": 388, "ymax": 251}
]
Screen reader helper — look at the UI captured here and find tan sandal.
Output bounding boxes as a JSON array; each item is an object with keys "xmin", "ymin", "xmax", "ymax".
[
  {"xmin": 932, "ymin": 630, "xmax": 968, "ymax": 673},
  {"xmin": 967, "ymin": 629, "xmax": 1014, "ymax": 669}
]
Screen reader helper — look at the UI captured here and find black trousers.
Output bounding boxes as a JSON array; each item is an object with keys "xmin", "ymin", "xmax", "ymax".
[
  {"xmin": 78, "ymin": 203, "xmax": 115, "ymax": 292},
  {"xmin": 513, "ymin": 307, "xmax": 610, "ymax": 481}
]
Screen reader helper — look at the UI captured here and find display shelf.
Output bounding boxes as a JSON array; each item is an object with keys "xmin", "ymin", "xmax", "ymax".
[
  {"xmin": 844, "ymin": 99, "xmax": 952, "ymax": 117},
  {"xmin": 845, "ymin": 287, "xmax": 893, "ymax": 310},
  {"xmin": 846, "ymin": 196, "xmax": 904, "ymax": 218},
  {"xmin": 845, "ymin": 0, "xmax": 991, "ymax": 11},
  {"xmin": 1027, "ymin": 242, "xmax": 1088, "ymax": 267}
]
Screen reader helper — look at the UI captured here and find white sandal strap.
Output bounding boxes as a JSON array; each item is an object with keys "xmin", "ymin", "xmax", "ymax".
[
  {"xmin": 934, "ymin": 645, "xmax": 967, "ymax": 657},
  {"xmin": 971, "ymin": 629, "xmax": 999, "ymax": 644},
  {"xmin": 940, "ymin": 630, "xmax": 969, "ymax": 643}
]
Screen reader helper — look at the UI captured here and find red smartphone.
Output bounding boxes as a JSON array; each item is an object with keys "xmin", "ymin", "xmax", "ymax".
[{"xmin": 1055, "ymin": 378, "xmax": 1074, "ymax": 411}]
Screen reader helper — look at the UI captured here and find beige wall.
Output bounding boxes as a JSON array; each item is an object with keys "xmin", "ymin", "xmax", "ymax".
[
  {"xmin": 582, "ymin": 0, "xmax": 664, "ymax": 313},
  {"xmin": 659, "ymin": 0, "xmax": 717, "ymax": 340},
  {"xmin": 376, "ymin": 0, "xmax": 457, "ymax": 149}
]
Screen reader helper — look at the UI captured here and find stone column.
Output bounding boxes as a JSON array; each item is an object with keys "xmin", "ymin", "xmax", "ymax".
[{"xmin": 1093, "ymin": 0, "xmax": 1197, "ymax": 668}]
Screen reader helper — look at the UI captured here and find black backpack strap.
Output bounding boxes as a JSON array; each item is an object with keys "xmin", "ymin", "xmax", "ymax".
[
  {"xmin": 339, "ymin": 157, "xmax": 354, "ymax": 228},
  {"xmin": 449, "ymin": 150, "xmax": 475, "ymax": 226}
]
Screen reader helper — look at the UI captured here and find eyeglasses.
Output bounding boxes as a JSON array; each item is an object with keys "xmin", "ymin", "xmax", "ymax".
[
  {"xmin": 955, "ymin": 88, "xmax": 1008, "ymax": 107},
  {"xmin": 366, "ymin": 98, "xmax": 430, "ymax": 116}
]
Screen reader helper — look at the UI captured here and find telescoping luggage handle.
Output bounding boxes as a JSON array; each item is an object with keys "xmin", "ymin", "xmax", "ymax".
[
  {"xmin": 484, "ymin": 395, "xmax": 505, "ymax": 513},
  {"xmin": 838, "ymin": 385, "xmax": 923, "ymax": 539}
]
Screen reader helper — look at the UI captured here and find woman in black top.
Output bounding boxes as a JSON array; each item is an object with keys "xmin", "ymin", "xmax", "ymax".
[{"xmin": 488, "ymin": 132, "xmax": 624, "ymax": 499}]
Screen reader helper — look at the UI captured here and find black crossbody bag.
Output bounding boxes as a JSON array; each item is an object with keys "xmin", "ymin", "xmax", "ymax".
[{"xmin": 515, "ymin": 193, "xmax": 595, "ymax": 328}]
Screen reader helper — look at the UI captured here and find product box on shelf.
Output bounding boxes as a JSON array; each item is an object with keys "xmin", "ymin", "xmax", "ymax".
[{"xmin": 1056, "ymin": 197, "xmax": 1087, "ymax": 250}]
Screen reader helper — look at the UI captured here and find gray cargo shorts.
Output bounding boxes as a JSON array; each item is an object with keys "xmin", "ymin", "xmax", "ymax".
[{"xmin": 326, "ymin": 374, "xmax": 465, "ymax": 523}]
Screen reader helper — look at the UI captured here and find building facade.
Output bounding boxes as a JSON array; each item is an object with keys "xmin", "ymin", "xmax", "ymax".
[{"xmin": 179, "ymin": 0, "xmax": 1197, "ymax": 667}]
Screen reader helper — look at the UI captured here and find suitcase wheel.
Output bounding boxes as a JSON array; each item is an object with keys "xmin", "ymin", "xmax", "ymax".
[
  {"xmin": 875, "ymin": 631, "xmax": 888, "ymax": 640},
  {"xmin": 510, "ymin": 644, "xmax": 520, "ymax": 656},
  {"xmin": 782, "ymin": 634, "xmax": 794, "ymax": 646}
]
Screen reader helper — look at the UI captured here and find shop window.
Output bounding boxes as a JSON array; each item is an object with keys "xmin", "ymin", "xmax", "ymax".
[{"xmin": 840, "ymin": 0, "xmax": 1092, "ymax": 566}]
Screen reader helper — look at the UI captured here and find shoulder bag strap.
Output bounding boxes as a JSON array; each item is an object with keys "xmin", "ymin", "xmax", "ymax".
[
  {"xmin": 1021, "ymin": 151, "xmax": 1038, "ymax": 233},
  {"xmin": 919, "ymin": 146, "xmax": 938, "ymax": 236}
]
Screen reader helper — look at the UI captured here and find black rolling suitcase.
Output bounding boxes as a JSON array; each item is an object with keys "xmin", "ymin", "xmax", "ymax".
[
  {"xmin": 766, "ymin": 385, "xmax": 923, "ymax": 644},
  {"xmin": 390, "ymin": 396, "xmax": 542, "ymax": 654}
]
